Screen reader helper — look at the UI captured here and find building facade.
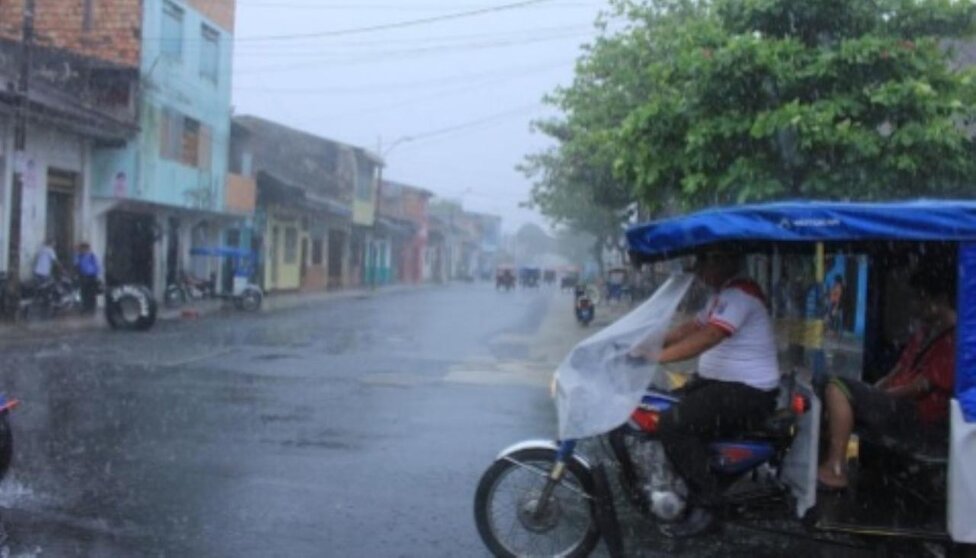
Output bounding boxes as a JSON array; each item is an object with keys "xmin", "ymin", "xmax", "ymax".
[
  {"xmin": 0, "ymin": 0, "xmax": 141, "ymax": 283},
  {"xmin": 378, "ymin": 180, "xmax": 433, "ymax": 284},
  {"xmin": 89, "ymin": 0, "xmax": 241, "ymax": 296},
  {"xmin": 233, "ymin": 115, "xmax": 382, "ymax": 293}
]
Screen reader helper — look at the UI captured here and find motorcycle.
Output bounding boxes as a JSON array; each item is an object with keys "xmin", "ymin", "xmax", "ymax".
[
  {"xmin": 164, "ymin": 271, "xmax": 215, "ymax": 309},
  {"xmin": 473, "ymin": 371, "xmax": 812, "ymax": 558},
  {"xmin": 0, "ymin": 273, "xmax": 81, "ymax": 321},
  {"xmin": 0, "ymin": 393, "xmax": 19, "ymax": 482},
  {"xmin": 574, "ymin": 285, "xmax": 594, "ymax": 326}
]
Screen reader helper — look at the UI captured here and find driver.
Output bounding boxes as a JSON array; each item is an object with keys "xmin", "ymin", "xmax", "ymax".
[{"xmin": 632, "ymin": 251, "xmax": 779, "ymax": 537}]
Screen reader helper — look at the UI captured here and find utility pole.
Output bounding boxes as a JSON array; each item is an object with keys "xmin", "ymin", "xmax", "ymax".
[
  {"xmin": 14, "ymin": 0, "xmax": 34, "ymax": 153},
  {"xmin": 6, "ymin": 0, "xmax": 34, "ymax": 307}
]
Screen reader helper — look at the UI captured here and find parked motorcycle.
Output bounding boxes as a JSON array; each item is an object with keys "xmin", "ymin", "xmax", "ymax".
[
  {"xmin": 0, "ymin": 273, "xmax": 81, "ymax": 321},
  {"xmin": 164, "ymin": 271, "xmax": 215, "ymax": 308},
  {"xmin": 574, "ymin": 285, "xmax": 594, "ymax": 326},
  {"xmin": 473, "ymin": 369, "xmax": 812, "ymax": 558}
]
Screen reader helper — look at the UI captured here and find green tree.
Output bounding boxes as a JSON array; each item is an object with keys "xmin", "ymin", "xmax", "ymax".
[
  {"xmin": 616, "ymin": 0, "xmax": 976, "ymax": 208},
  {"xmin": 522, "ymin": 1, "xmax": 713, "ymax": 264}
]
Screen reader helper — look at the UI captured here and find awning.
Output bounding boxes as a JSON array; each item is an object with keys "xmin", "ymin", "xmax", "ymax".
[
  {"xmin": 257, "ymin": 171, "xmax": 352, "ymax": 218},
  {"xmin": 627, "ymin": 199, "xmax": 976, "ymax": 262}
]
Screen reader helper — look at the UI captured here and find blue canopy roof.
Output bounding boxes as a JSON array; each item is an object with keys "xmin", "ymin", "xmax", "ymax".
[{"xmin": 627, "ymin": 200, "xmax": 976, "ymax": 261}]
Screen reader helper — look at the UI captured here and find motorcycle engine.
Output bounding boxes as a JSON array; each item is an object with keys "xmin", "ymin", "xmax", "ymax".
[{"xmin": 627, "ymin": 438, "xmax": 687, "ymax": 522}]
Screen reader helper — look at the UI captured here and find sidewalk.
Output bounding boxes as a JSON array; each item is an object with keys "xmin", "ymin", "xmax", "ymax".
[{"xmin": 0, "ymin": 283, "xmax": 431, "ymax": 343}]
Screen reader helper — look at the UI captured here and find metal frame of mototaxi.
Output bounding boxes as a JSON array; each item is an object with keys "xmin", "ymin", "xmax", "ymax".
[
  {"xmin": 627, "ymin": 200, "xmax": 976, "ymax": 544},
  {"xmin": 188, "ymin": 246, "xmax": 264, "ymax": 305}
]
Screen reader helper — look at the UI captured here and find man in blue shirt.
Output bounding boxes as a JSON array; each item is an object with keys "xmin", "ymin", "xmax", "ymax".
[{"xmin": 74, "ymin": 242, "xmax": 100, "ymax": 314}]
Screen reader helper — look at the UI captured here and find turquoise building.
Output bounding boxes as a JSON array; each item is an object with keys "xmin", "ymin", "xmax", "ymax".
[{"xmin": 90, "ymin": 0, "xmax": 244, "ymax": 296}]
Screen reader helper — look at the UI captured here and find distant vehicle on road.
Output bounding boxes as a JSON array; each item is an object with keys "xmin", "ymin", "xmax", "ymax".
[{"xmin": 496, "ymin": 266, "xmax": 516, "ymax": 291}]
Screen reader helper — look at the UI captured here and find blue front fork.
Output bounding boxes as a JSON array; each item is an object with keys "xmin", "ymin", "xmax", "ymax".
[
  {"xmin": 556, "ymin": 439, "xmax": 577, "ymax": 463},
  {"xmin": 532, "ymin": 439, "xmax": 578, "ymax": 521}
]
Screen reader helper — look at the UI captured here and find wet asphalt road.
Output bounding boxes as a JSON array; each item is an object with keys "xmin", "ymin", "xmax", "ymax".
[
  {"xmin": 0, "ymin": 284, "xmax": 563, "ymax": 557},
  {"xmin": 0, "ymin": 284, "xmax": 919, "ymax": 557}
]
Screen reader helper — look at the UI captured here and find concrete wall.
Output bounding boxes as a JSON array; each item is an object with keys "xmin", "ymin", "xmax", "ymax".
[{"xmin": 0, "ymin": 119, "xmax": 91, "ymax": 279}]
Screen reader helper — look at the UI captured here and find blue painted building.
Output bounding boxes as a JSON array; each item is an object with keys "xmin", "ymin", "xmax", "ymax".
[{"xmin": 90, "ymin": 0, "xmax": 244, "ymax": 296}]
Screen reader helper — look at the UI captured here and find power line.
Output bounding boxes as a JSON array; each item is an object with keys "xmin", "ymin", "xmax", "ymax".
[
  {"xmin": 235, "ymin": 0, "xmax": 592, "ymax": 8},
  {"xmin": 233, "ymin": 32, "xmax": 587, "ymax": 74},
  {"xmin": 233, "ymin": 57, "xmax": 573, "ymax": 93},
  {"xmin": 228, "ymin": 0, "xmax": 561, "ymax": 42},
  {"xmin": 275, "ymin": 66, "xmax": 566, "ymax": 123},
  {"xmin": 231, "ymin": 24, "xmax": 592, "ymax": 54},
  {"xmin": 402, "ymin": 103, "xmax": 544, "ymax": 144}
]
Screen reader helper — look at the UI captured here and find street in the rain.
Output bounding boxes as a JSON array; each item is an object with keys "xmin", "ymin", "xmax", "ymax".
[
  {"xmin": 0, "ymin": 285, "xmax": 894, "ymax": 557},
  {"xmin": 0, "ymin": 284, "xmax": 572, "ymax": 557}
]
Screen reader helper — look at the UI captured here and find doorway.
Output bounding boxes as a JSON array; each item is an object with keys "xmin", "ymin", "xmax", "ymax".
[
  {"xmin": 166, "ymin": 217, "xmax": 181, "ymax": 286},
  {"xmin": 328, "ymin": 229, "xmax": 345, "ymax": 288},
  {"xmin": 105, "ymin": 210, "xmax": 155, "ymax": 287},
  {"xmin": 46, "ymin": 169, "xmax": 78, "ymax": 264}
]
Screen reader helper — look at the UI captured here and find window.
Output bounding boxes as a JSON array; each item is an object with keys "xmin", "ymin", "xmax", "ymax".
[
  {"xmin": 197, "ymin": 123, "xmax": 212, "ymax": 170},
  {"xmin": 226, "ymin": 229, "xmax": 241, "ymax": 248},
  {"xmin": 161, "ymin": 2, "xmax": 184, "ymax": 60},
  {"xmin": 161, "ymin": 109, "xmax": 211, "ymax": 170},
  {"xmin": 200, "ymin": 25, "xmax": 219, "ymax": 83},
  {"xmin": 182, "ymin": 118, "xmax": 200, "ymax": 167},
  {"xmin": 160, "ymin": 107, "xmax": 183, "ymax": 160},
  {"xmin": 284, "ymin": 228, "xmax": 298, "ymax": 264}
]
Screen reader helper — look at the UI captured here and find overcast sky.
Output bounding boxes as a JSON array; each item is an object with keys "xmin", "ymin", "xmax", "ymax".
[{"xmin": 231, "ymin": 0, "xmax": 605, "ymax": 233}]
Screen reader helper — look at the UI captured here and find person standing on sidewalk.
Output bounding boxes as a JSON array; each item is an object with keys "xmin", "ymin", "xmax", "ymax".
[{"xmin": 74, "ymin": 242, "xmax": 101, "ymax": 314}]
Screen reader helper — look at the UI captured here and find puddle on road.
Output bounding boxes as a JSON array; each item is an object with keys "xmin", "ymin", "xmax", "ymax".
[
  {"xmin": 443, "ymin": 361, "xmax": 552, "ymax": 388},
  {"xmin": 252, "ymin": 353, "xmax": 298, "ymax": 362},
  {"xmin": 360, "ymin": 372, "xmax": 434, "ymax": 388}
]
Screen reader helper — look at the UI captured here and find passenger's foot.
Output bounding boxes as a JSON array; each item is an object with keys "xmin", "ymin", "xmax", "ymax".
[
  {"xmin": 661, "ymin": 507, "xmax": 716, "ymax": 539},
  {"xmin": 817, "ymin": 463, "xmax": 848, "ymax": 490}
]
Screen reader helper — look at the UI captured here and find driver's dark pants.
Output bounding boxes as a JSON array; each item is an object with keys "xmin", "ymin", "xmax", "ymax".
[{"xmin": 658, "ymin": 377, "xmax": 778, "ymax": 508}]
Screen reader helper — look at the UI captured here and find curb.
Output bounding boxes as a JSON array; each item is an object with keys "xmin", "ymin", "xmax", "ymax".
[{"xmin": 0, "ymin": 283, "xmax": 435, "ymax": 343}]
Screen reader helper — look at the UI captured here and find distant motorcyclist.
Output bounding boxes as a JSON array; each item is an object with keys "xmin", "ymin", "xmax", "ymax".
[{"xmin": 631, "ymin": 251, "xmax": 779, "ymax": 537}]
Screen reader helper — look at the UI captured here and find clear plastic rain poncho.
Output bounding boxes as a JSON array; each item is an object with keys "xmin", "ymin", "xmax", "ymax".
[{"xmin": 555, "ymin": 274, "xmax": 695, "ymax": 440}]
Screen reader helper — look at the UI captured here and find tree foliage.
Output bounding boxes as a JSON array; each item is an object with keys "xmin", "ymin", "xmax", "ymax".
[{"xmin": 526, "ymin": 0, "xmax": 976, "ymax": 227}]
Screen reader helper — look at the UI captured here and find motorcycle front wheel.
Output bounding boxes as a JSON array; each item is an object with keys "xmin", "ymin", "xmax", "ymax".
[
  {"xmin": 164, "ymin": 285, "xmax": 185, "ymax": 309},
  {"xmin": 474, "ymin": 448, "xmax": 599, "ymax": 558}
]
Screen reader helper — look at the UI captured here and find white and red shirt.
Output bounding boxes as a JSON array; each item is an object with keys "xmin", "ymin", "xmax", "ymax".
[{"xmin": 694, "ymin": 278, "xmax": 780, "ymax": 391}]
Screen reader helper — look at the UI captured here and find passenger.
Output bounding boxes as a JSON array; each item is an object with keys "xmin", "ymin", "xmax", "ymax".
[
  {"xmin": 632, "ymin": 251, "xmax": 779, "ymax": 537},
  {"xmin": 818, "ymin": 267, "xmax": 956, "ymax": 489}
]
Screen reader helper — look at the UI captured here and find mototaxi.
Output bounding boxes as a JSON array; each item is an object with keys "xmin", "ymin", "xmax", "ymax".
[
  {"xmin": 624, "ymin": 200, "xmax": 976, "ymax": 550},
  {"xmin": 188, "ymin": 247, "xmax": 264, "ymax": 311},
  {"xmin": 474, "ymin": 200, "xmax": 976, "ymax": 557}
]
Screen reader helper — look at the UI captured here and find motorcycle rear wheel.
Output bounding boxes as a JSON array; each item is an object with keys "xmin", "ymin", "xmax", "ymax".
[
  {"xmin": 474, "ymin": 448, "xmax": 600, "ymax": 558},
  {"xmin": 0, "ymin": 414, "xmax": 13, "ymax": 481}
]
